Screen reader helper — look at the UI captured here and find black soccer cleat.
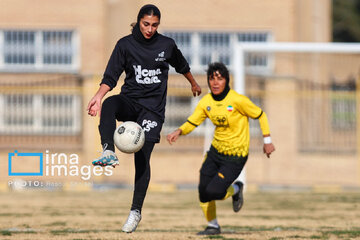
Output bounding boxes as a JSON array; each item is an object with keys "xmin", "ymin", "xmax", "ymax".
[
  {"xmin": 197, "ymin": 226, "xmax": 221, "ymax": 235},
  {"xmin": 232, "ymin": 181, "xmax": 244, "ymax": 212}
]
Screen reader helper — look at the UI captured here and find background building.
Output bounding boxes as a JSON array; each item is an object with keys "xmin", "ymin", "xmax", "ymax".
[{"xmin": 1, "ymin": 0, "xmax": 359, "ymax": 189}]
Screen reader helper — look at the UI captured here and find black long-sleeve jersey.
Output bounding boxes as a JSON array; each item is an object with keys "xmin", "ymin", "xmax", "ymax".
[{"xmin": 101, "ymin": 32, "xmax": 190, "ymax": 120}]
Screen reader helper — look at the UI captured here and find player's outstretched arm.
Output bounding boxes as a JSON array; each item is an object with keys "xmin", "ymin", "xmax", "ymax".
[
  {"xmin": 166, "ymin": 129, "xmax": 182, "ymax": 145},
  {"xmin": 263, "ymin": 134, "xmax": 275, "ymax": 158},
  {"xmin": 183, "ymin": 72, "xmax": 201, "ymax": 97},
  {"xmin": 87, "ymin": 84, "xmax": 111, "ymax": 117}
]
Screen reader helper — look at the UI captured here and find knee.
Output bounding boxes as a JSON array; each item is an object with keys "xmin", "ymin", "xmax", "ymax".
[
  {"xmin": 100, "ymin": 97, "xmax": 119, "ymax": 119},
  {"xmin": 198, "ymin": 183, "xmax": 226, "ymax": 202},
  {"xmin": 102, "ymin": 97, "xmax": 115, "ymax": 111},
  {"xmin": 198, "ymin": 183, "xmax": 209, "ymax": 202},
  {"xmin": 205, "ymin": 185, "xmax": 227, "ymax": 200}
]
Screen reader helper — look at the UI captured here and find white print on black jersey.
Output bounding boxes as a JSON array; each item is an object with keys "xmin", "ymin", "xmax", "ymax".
[
  {"xmin": 142, "ymin": 119, "xmax": 158, "ymax": 132},
  {"xmin": 155, "ymin": 51, "xmax": 166, "ymax": 62},
  {"xmin": 133, "ymin": 65, "xmax": 162, "ymax": 84}
]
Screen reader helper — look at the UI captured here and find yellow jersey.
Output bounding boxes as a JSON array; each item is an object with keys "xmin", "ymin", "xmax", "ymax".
[{"xmin": 179, "ymin": 89, "xmax": 270, "ymax": 157}]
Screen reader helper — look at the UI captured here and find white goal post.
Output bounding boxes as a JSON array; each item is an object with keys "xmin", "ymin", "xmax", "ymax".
[
  {"xmin": 234, "ymin": 42, "xmax": 360, "ymax": 94},
  {"xmin": 232, "ymin": 42, "xmax": 360, "ymax": 186}
]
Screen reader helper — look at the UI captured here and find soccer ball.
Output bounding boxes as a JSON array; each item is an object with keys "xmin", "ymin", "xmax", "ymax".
[{"xmin": 113, "ymin": 121, "xmax": 145, "ymax": 153}]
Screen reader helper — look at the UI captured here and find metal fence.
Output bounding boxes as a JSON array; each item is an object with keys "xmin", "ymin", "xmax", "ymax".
[{"xmin": 0, "ymin": 35, "xmax": 359, "ymax": 158}]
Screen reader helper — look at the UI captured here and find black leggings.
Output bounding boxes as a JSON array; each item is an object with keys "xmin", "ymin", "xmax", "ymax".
[
  {"xmin": 99, "ymin": 95, "xmax": 137, "ymax": 152},
  {"xmin": 131, "ymin": 141, "xmax": 154, "ymax": 211},
  {"xmin": 99, "ymin": 94, "xmax": 155, "ymax": 211},
  {"xmin": 198, "ymin": 148, "xmax": 247, "ymax": 203}
]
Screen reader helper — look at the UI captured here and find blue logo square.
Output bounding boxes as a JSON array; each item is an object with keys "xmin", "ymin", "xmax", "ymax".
[{"xmin": 8, "ymin": 150, "xmax": 43, "ymax": 176}]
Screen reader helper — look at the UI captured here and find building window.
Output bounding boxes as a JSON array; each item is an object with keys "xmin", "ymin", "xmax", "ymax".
[
  {"xmin": 4, "ymin": 31, "xmax": 35, "ymax": 64},
  {"xmin": 163, "ymin": 31, "xmax": 271, "ymax": 137},
  {"xmin": 200, "ymin": 33, "xmax": 231, "ymax": 66},
  {"xmin": 4, "ymin": 94, "xmax": 34, "ymax": 126},
  {"xmin": 0, "ymin": 29, "xmax": 79, "ymax": 72},
  {"xmin": 0, "ymin": 93, "xmax": 81, "ymax": 135},
  {"xmin": 43, "ymin": 31, "xmax": 73, "ymax": 65},
  {"xmin": 331, "ymin": 80, "xmax": 356, "ymax": 130},
  {"xmin": 239, "ymin": 33, "xmax": 270, "ymax": 70},
  {"xmin": 163, "ymin": 31, "xmax": 271, "ymax": 73},
  {"xmin": 165, "ymin": 32, "xmax": 192, "ymax": 65}
]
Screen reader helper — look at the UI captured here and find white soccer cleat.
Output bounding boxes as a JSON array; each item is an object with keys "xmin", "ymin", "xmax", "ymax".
[
  {"xmin": 92, "ymin": 147, "xmax": 119, "ymax": 168},
  {"xmin": 122, "ymin": 209, "xmax": 142, "ymax": 233}
]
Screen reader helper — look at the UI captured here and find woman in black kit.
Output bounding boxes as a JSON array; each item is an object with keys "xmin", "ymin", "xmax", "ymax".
[{"xmin": 87, "ymin": 4, "xmax": 201, "ymax": 233}]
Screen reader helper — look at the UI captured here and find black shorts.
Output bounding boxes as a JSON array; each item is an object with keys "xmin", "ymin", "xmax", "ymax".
[
  {"xmin": 114, "ymin": 94, "xmax": 164, "ymax": 143},
  {"xmin": 200, "ymin": 145, "xmax": 248, "ymax": 182}
]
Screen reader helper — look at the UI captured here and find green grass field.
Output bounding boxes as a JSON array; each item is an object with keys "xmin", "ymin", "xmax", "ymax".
[{"xmin": 0, "ymin": 189, "xmax": 359, "ymax": 240}]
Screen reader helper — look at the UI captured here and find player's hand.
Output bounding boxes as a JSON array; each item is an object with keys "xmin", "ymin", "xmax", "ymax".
[
  {"xmin": 263, "ymin": 143, "xmax": 275, "ymax": 158},
  {"xmin": 87, "ymin": 97, "xmax": 102, "ymax": 117},
  {"xmin": 166, "ymin": 129, "xmax": 182, "ymax": 145},
  {"xmin": 191, "ymin": 83, "xmax": 201, "ymax": 97}
]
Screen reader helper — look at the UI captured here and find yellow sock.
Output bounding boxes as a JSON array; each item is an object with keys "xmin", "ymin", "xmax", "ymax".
[
  {"xmin": 222, "ymin": 185, "xmax": 235, "ymax": 200},
  {"xmin": 199, "ymin": 200, "xmax": 216, "ymax": 222}
]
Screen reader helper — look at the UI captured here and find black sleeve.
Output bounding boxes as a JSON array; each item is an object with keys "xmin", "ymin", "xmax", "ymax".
[
  {"xmin": 167, "ymin": 41, "xmax": 190, "ymax": 74},
  {"xmin": 100, "ymin": 41, "xmax": 125, "ymax": 90}
]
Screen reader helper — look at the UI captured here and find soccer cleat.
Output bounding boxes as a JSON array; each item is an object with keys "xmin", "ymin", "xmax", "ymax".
[
  {"xmin": 92, "ymin": 149, "xmax": 119, "ymax": 168},
  {"xmin": 122, "ymin": 209, "xmax": 142, "ymax": 233},
  {"xmin": 197, "ymin": 226, "xmax": 221, "ymax": 235},
  {"xmin": 232, "ymin": 181, "xmax": 244, "ymax": 212}
]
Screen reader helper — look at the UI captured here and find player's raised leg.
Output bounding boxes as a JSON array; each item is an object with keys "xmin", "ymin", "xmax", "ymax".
[{"xmin": 93, "ymin": 95, "xmax": 137, "ymax": 167}]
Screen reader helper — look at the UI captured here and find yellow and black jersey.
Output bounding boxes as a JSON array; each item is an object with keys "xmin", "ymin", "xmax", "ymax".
[{"xmin": 179, "ymin": 89, "xmax": 270, "ymax": 157}]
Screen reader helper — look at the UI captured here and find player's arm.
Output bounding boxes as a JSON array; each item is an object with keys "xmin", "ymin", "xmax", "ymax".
[
  {"xmin": 87, "ymin": 41, "xmax": 125, "ymax": 117},
  {"xmin": 87, "ymin": 84, "xmax": 111, "ymax": 117},
  {"xmin": 237, "ymin": 95, "xmax": 275, "ymax": 158},
  {"xmin": 183, "ymin": 72, "xmax": 201, "ymax": 97},
  {"xmin": 166, "ymin": 128, "xmax": 182, "ymax": 145},
  {"xmin": 257, "ymin": 111, "xmax": 275, "ymax": 158},
  {"xmin": 166, "ymin": 120, "xmax": 199, "ymax": 145},
  {"xmin": 167, "ymin": 100, "xmax": 207, "ymax": 145},
  {"xmin": 167, "ymin": 40, "xmax": 201, "ymax": 97}
]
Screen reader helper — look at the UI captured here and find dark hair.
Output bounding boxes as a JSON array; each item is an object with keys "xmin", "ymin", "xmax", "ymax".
[
  {"xmin": 207, "ymin": 62, "xmax": 230, "ymax": 84},
  {"xmin": 137, "ymin": 4, "xmax": 161, "ymax": 23}
]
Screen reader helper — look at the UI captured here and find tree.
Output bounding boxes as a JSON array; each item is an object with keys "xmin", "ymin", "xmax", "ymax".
[{"xmin": 332, "ymin": 0, "xmax": 360, "ymax": 42}]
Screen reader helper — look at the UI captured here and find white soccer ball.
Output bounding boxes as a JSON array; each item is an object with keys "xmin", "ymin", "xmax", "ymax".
[{"xmin": 113, "ymin": 121, "xmax": 145, "ymax": 153}]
